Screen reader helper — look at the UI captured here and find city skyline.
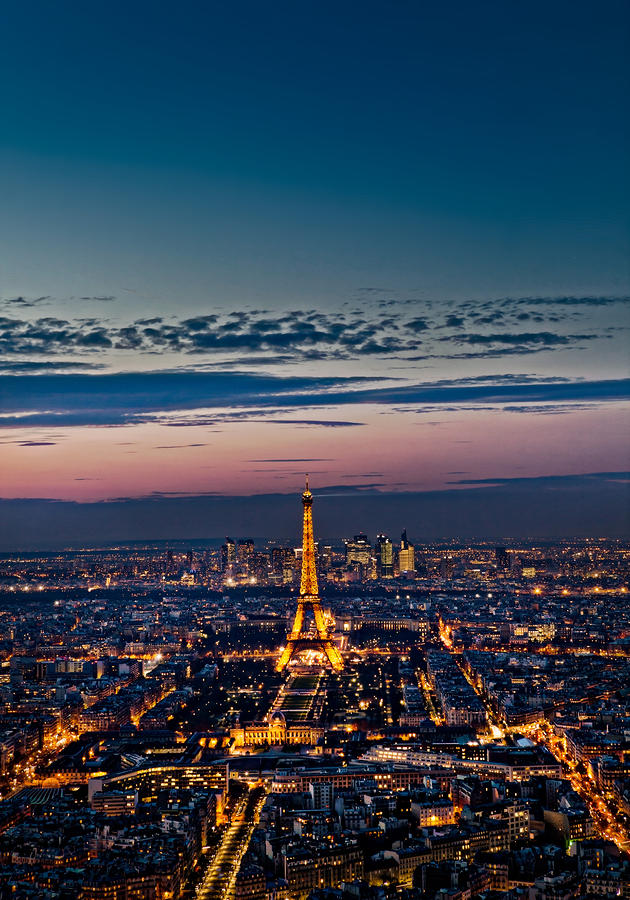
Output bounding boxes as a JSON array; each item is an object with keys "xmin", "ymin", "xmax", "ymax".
[
  {"xmin": 0, "ymin": 527, "xmax": 628, "ymax": 895},
  {"xmin": 0, "ymin": 5, "xmax": 629, "ymax": 896}
]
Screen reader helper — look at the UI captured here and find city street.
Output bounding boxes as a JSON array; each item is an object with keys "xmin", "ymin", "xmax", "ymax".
[{"xmin": 195, "ymin": 785, "xmax": 268, "ymax": 900}]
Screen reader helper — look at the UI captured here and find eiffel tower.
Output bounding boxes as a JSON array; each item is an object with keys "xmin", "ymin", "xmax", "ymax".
[{"xmin": 276, "ymin": 477, "xmax": 344, "ymax": 672}]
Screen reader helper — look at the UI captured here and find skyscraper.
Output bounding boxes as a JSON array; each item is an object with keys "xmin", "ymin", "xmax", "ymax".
[
  {"xmin": 345, "ymin": 533, "xmax": 371, "ymax": 567},
  {"xmin": 375, "ymin": 534, "xmax": 394, "ymax": 578},
  {"xmin": 271, "ymin": 547, "xmax": 297, "ymax": 584},
  {"xmin": 398, "ymin": 529, "xmax": 415, "ymax": 574},
  {"xmin": 237, "ymin": 539, "xmax": 254, "ymax": 574},
  {"xmin": 318, "ymin": 544, "xmax": 333, "ymax": 574},
  {"xmin": 220, "ymin": 538, "xmax": 236, "ymax": 573}
]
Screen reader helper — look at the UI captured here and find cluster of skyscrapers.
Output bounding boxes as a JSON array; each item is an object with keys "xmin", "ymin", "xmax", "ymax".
[{"xmin": 218, "ymin": 530, "xmax": 415, "ymax": 586}]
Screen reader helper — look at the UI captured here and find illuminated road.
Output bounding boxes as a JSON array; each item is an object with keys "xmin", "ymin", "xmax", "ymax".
[
  {"xmin": 521, "ymin": 721, "xmax": 630, "ymax": 854},
  {"xmin": 453, "ymin": 654, "xmax": 505, "ymax": 739},
  {"xmin": 453, "ymin": 652, "xmax": 628, "ymax": 850},
  {"xmin": 3, "ymin": 681, "xmax": 175, "ymax": 799},
  {"xmin": 436, "ymin": 628, "xmax": 504, "ymax": 739},
  {"xmin": 196, "ymin": 785, "xmax": 268, "ymax": 900},
  {"xmin": 418, "ymin": 670, "xmax": 443, "ymax": 725}
]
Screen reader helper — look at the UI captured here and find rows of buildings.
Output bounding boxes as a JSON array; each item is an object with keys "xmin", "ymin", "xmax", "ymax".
[
  {"xmin": 2, "ymin": 538, "xmax": 627, "ymax": 594},
  {"xmin": 0, "ymin": 535, "xmax": 626, "ymax": 897}
]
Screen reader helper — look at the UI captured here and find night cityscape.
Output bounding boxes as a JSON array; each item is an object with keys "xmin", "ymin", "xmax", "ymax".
[
  {"xmin": 0, "ymin": 484, "xmax": 628, "ymax": 898},
  {"xmin": 1, "ymin": 1, "xmax": 629, "ymax": 898}
]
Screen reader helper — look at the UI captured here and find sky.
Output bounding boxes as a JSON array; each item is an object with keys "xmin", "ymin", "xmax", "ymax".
[{"xmin": 0, "ymin": 0, "xmax": 629, "ymax": 547}]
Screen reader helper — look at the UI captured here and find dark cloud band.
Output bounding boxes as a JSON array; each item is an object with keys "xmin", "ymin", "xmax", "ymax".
[{"xmin": 1, "ymin": 371, "xmax": 628, "ymax": 427}]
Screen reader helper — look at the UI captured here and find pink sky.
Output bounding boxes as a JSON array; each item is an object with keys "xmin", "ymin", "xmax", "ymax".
[{"xmin": 3, "ymin": 402, "xmax": 627, "ymax": 502}]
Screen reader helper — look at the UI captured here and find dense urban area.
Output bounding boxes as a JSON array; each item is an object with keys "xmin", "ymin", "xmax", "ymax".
[{"xmin": 0, "ymin": 521, "xmax": 628, "ymax": 900}]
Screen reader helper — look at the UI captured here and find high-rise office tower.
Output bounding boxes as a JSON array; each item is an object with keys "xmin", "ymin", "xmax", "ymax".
[
  {"xmin": 318, "ymin": 544, "xmax": 333, "ymax": 574},
  {"xmin": 398, "ymin": 529, "xmax": 415, "ymax": 574},
  {"xmin": 221, "ymin": 538, "xmax": 236, "ymax": 573},
  {"xmin": 237, "ymin": 539, "xmax": 254, "ymax": 573},
  {"xmin": 375, "ymin": 534, "xmax": 394, "ymax": 578},
  {"xmin": 249, "ymin": 552, "xmax": 269, "ymax": 583},
  {"xmin": 345, "ymin": 533, "xmax": 371, "ymax": 567}
]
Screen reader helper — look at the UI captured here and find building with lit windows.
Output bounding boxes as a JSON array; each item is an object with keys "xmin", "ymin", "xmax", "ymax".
[
  {"xmin": 345, "ymin": 533, "xmax": 372, "ymax": 567},
  {"xmin": 375, "ymin": 534, "xmax": 394, "ymax": 578},
  {"xmin": 230, "ymin": 711, "xmax": 324, "ymax": 748},
  {"xmin": 398, "ymin": 529, "xmax": 415, "ymax": 574}
]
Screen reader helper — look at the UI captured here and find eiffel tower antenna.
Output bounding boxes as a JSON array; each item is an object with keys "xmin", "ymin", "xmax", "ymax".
[{"xmin": 276, "ymin": 479, "xmax": 343, "ymax": 672}]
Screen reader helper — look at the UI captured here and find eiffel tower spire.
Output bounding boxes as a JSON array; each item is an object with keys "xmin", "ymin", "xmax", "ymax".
[
  {"xmin": 300, "ymin": 475, "xmax": 318, "ymax": 597},
  {"xmin": 276, "ymin": 478, "xmax": 343, "ymax": 672}
]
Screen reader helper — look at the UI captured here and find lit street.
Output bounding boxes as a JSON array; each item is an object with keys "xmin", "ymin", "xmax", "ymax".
[{"xmin": 195, "ymin": 785, "xmax": 268, "ymax": 900}]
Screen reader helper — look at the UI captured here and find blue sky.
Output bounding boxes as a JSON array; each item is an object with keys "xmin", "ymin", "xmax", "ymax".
[
  {"xmin": 0, "ymin": 1, "xmax": 629, "ymax": 545},
  {"xmin": 2, "ymin": 0, "xmax": 628, "ymax": 307}
]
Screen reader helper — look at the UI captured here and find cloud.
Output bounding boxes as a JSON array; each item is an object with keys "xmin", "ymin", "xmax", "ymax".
[
  {"xmin": 1, "ymin": 371, "xmax": 628, "ymax": 427},
  {"xmin": 403, "ymin": 401, "xmax": 598, "ymax": 416},
  {"xmin": 446, "ymin": 471, "xmax": 629, "ymax": 486},
  {"xmin": 75, "ymin": 329, "xmax": 113, "ymax": 348},
  {"xmin": 247, "ymin": 458, "xmax": 336, "ymax": 462},
  {"xmin": 1, "ymin": 295, "xmax": 617, "ymax": 365},
  {"xmin": 413, "ymin": 374, "xmax": 571, "ymax": 386},
  {"xmin": 335, "ymin": 376, "xmax": 630, "ymax": 407},
  {"xmin": 504, "ymin": 295, "xmax": 630, "ymax": 308},
  {"xmin": 312, "ymin": 483, "xmax": 386, "ymax": 494},
  {"xmin": 0, "ymin": 360, "xmax": 103, "ymax": 373},
  {"xmin": 501, "ymin": 403, "xmax": 596, "ymax": 414},
  {"xmin": 407, "ymin": 318, "xmax": 430, "ymax": 332},
  {"xmin": 408, "ymin": 348, "xmax": 561, "ymax": 361},
  {"xmin": 444, "ymin": 331, "xmax": 602, "ymax": 347},
  {"xmin": 251, "ymin": 419, "xmax": 364, "ymax": 427},
  {"xmin": 0, "ymin": 308, "xmax": 416, "ymax": 359},
  {"xmin": 153, "ymin": 443, "xmax": 209, "ymax": 449},
  {"xmin": 1, "ymin": 296, "xmax": 51, "ymax": 308},
  {"xmin": 471, "ymin": 312, "xmax": 506, "ymax": 325}
]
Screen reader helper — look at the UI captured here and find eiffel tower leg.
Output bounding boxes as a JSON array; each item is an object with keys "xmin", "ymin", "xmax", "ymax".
[
  {"xmin": 276, "ymin": 643, "xmax": 293, "ymax": 672},
  {"xmin": 323, "ymin": 641, "xmax": 344, "ymax": 671},
  {"xmin": 292, "ymin": 602, "xmax": 304, "ymax": 636},
  {"xmin": 312, "ymin": 601, "xmax": 328, "ymax": 637}
]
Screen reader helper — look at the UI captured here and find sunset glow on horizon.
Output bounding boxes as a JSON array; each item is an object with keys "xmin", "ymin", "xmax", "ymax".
[{"xmin": 1, "ymin": 2, "xmax": 628, "ymax": 545}]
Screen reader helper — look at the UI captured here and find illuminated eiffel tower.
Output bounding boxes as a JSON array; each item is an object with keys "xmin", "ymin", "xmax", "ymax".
[{"xmin": 276, "ymin": 477, "xmax": 344, "ymax": 672}]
